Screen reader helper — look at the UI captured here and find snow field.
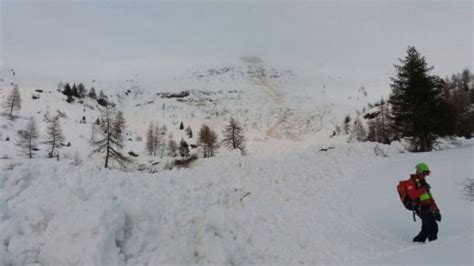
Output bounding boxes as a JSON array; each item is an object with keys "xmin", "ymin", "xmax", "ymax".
[{"xmin": 1, "ymin": 143, "xmax": 402, "ymax": 265}]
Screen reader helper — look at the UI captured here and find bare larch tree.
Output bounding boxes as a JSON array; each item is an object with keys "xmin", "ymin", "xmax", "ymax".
[
  {"xmin": 92, "ymin": 109, "xmax": 129, "ymax": 168},
  {"xmin": 198, "ymin": 124, "xmax": 218, "ymax": 158},
  {"xmin": 45, "ymin": 115, "xmax": 65, "ymax": 158},
  {"xmin": 222, "ymin": 117, "xmax": 246, "ymax": 154},
  {"xmin": 4, "ymin": 85, "xmax": 21, "ymax": 119},
  {"xmin": 17, "ymin": 117, "xmax": 39, "ymax": 158},
  {"xmin": 145, "ymin": 122, "xmax": 163, "ymax": 156}
]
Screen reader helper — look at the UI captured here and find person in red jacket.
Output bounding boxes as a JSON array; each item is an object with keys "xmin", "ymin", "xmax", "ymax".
[{"xmin": 407, "ymin": 163, "xmax": 441, "ymax": 243}]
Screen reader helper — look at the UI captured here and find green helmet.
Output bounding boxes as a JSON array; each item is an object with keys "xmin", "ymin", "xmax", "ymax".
[{"xmin": 416, "ymin": 163, "xmax": 430, "ymax": 172}]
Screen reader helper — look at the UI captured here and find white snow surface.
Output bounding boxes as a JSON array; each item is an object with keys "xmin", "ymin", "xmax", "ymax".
[{"xmin": 1, "ymin": 141, "xmax": 473, "ymax": 265}]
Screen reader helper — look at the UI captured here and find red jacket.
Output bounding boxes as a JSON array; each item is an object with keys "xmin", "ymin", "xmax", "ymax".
[{"xmin": 406, "ymin": 174, "xmax": 436, "ymax": 207}]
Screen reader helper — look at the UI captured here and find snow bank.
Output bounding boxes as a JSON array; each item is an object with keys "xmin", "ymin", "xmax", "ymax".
[
  {"xmin": 1, "ymin": 141, "xmax": 472, "ymax": 265},
  {"xmin": 0, "ymin": 143, "xmax": 398, "ymax": 265}
]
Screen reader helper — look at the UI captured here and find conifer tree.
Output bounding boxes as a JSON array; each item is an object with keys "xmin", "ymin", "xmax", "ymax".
[
  {"xmin": 63, "ymin": 83, "xmax": 72, "ymax": 96},
  {"xmin": 222, "ymin": 117, "xmax": 246, "ymax": 154},
  {"xmin": 99, "ymin": 90, "xmax": 106, "ymax": 99},
  {"xmin": 145, "ymin": 122, "xmax": 163, "ymax": 156},
  {"xmin": 145, "ymin": 122, "xmax": 155, "ymax": 156},
  {"xmin": 72, "ymin": 84, "xmax": 79, "ymax": 98},
  {"xmin": 198, "ymin": 124, "xmax": 218, "ymax": 158},
  {"xmin": 389, "ymin": 46, "xmax": 447, "ymax": 151},
  {"xmin": 160, "ymin": 125, "xmax": 168, "ymax": 158},
  {"xmin": 113, "ymin": 111, "xmax": 126, "ymax": 146},
  {"xmin": 17, "ymin": 117, "xmax": 39, "ymax": 158},
  {"xmin": 77, "ymin": 83, "xmax": 87, "ymax": 98},
  {"xmin": 343, "ymin": 115, "xmax": 351, "ymax": 134},
  {"xmin": 45, "ymin": 115, "xmax": 65, "ymax": 158},
  {"xmin": 4, "ymin": 85, "xmax": 21, "ymax": 119},
  {"xmin": 92, "ymin": 109, "xmax": 129, "ymax": 168},
  {"xmin": 89, "ymin": 87, "xmax": 97, "ymax": 99}
]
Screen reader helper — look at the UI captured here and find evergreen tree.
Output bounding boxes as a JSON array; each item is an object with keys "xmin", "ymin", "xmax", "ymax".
[
  {"xmin": 45, "ymin": 115, "xmax": 65, "ymax": 158},
  {"xmin": 179, "ymin": 121, "xmax": 184, "ymax": 130},
  {"xmin": 71, "ymin": 83, "xmax": 79, "ymax": 98},
  {"xmin": 17, "ymin": 117, "xmax": 39, "ymax": 159},
  {"xmin": 222, "ymin": 117, "xmax": 246, "ymax": 154},
  {"xmin": 4, "ymin": 85, "xmax": 21, "ymax": 119},
  {"xmin": 389, "ymin": 46, "xmax": 447, "ymax": 151},
  {"xmin": 89, "ymin": 87, "xmax": 97, "ymax": 99},
  {"xmin": 92, "ymin": 109, "xmax": 130, "ymax": 168},
  {"xmin": 77, "ymin": 83, "xmax": 87, "ymax": 98},
  {"xmin": 99, "ymin": 90, "xmax": 106, "ymax": 99},
  {"xmin": 62, "ymin": 83, "xmax": 72, "ymax": 96},
  {"xmin": 343, "ymin": 115, "xmax": 351, "ymax": 134}
]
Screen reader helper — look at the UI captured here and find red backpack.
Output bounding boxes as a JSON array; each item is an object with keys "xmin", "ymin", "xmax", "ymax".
[{"xmin": 397, "ymin": 179, "xmax": 416, "ymax": 210}]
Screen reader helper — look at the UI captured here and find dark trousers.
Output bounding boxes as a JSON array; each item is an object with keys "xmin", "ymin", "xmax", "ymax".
[{"xmin": 413, "ymin": 206, "xmax": 438, "ymax": 242}]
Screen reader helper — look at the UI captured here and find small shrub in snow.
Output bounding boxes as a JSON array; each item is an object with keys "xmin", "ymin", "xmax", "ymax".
[
  {"xmin": 4, "ymin": 162, "xmax": 21, "ymax": 170},
  {"xmin": 373, "ymin": 145, "xmax": 388, "ymax": 157}
]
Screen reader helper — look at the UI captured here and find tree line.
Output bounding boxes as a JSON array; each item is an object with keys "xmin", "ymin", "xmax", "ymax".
[
  {"xmin": 341, "ymin": 46, "xmax": 473, "ymax": 152},
  {"xmin": 3, "ymin": 86, "xmax": 246, "ymax": 168}
]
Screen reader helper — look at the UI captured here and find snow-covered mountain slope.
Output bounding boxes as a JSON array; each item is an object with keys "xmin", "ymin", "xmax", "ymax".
[
  {"xmin": 0, "ymin": 57, "xmax": 375, "ymax": 167},
  {"xmin": 1, "ymin": 140, "xmax": 472, "ymax": 265}
]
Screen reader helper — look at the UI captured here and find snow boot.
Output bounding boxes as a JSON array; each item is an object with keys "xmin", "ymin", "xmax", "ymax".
[{"xmin": 413, "ymin": 234, "xmax": 426, "ymax": 243}]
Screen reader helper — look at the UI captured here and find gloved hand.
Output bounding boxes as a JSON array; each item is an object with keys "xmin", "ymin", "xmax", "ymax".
[{"xmin": 431, "ymin": 206, "xmax": 441, "ymax": 222}]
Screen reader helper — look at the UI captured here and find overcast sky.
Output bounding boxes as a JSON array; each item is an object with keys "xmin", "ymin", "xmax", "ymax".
[{"xmin": 1, "ymin": 1, "xmax": 472, "ymax": 86}]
